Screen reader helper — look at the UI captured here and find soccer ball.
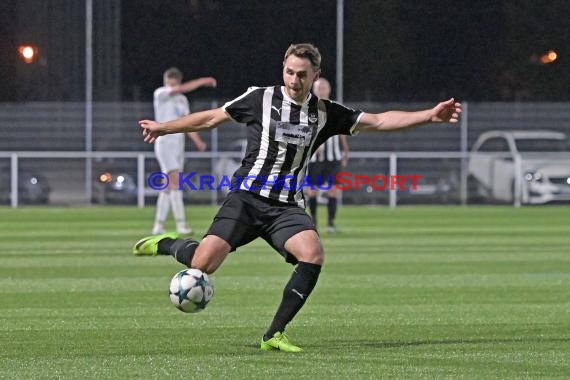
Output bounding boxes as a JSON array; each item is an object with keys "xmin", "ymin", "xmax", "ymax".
[{"xmin": 169, "ymin": 269, "xmax": 214, "ymax": 313}]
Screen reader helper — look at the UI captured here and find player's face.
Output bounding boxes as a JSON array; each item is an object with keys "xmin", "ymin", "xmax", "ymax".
[
  {"xmin": 312, "ymin": 79, "xmax": 331, "ymax": 99},
  {"xmin": 283, "ymin": 55, "xmax": 320, "ymax": 103},
  {"xmin": 164, "ymin": 77, "xmax": 181, "ymax": 88}
]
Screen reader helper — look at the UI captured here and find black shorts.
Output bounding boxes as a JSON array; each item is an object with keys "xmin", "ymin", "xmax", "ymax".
[
  {"xmin": 308, "ymin": 160, "xmax": 342, "ymax": 186},
  {"xmin": 205, "ymin": 190, "xmax": 316, "ymax": 265}
]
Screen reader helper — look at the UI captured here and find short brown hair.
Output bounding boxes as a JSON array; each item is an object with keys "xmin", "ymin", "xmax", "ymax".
[
  {"xmin": 283, "ymin": 43, "xmax": 321, "ymax": 71},
  {"xmin": 164, "ymin": 67, "xmax": 183, "ymax": 81}
]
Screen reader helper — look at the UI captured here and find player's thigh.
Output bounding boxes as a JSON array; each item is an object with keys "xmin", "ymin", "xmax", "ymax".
[
  {"xmin": 197, "ymin": 218, "xmax": 260, "ymax": 274},
  {"xmin": 198, "ymin": 193, "xmax": 264, "ymax": 273},
  {"xmin": 263, "ymin": 208, "xmax": 321, "ymax": 265},
  {"xmin": 322, "ymin": 161, "xmax": 341, "ymax": 184},
  {"xmin": 323, "ymin": 161, "xmax": 342, "ymax": 197},
  {"xmin": 284, "ymin": 230, "xmax": 324, "ymax": 265},
  {"xmin": 167, "ymin": 170, "xmax": 180, "ymax": 188},
  {"xmin": 307, "ymin": 162, "xmax": 323, "ymax": 192},
  {"xmin": 155, "ymin": 142, "xmax": 184, "ymax": 175},
  {"xmin": 191, "ymin": 235, "xmax": 231, "ymax": 274}
]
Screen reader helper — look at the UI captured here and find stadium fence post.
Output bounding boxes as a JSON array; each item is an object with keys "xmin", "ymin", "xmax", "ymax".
[
  {"xmin": 85, "ymin": 0, "xmax": 93, "ymax": 205},
  {"xmin": 513, "ymin": 153, "xmax": 522, "ymax": 208},
  {"xmin": 137, "ymin": 153, "xmax": 145, "ymax": 208},
  {"xmin": 11, "ymin": 153, "xmax": 19, "ymax": 208},
  {"xmin": 460, "ymin": 102, "xmax": 468, "ymax": 205},
  {"xmin": 210, "ymin": 100, "xmax": 219, "ymax": 206},
  {"xmin": 389, "ymin": 153, "xmax": 397, "ymax": 208},
  {"xmin": 336, "ymin": 0, "xmax": 344, "ymax": 103}
]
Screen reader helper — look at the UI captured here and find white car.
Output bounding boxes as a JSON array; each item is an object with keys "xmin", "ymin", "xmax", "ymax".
[{"xmin": 468, "ymin": 130, "xmax": 570, "ymax": 204}]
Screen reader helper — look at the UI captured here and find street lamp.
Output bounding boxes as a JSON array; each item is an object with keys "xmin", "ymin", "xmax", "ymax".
[
  {"xmin": 540, "ymin": 50, "xmax": 558, "ymax": 65},
  {"xmin": 18, "ymin": 45, "xmax": 38, "ymax": 63}
]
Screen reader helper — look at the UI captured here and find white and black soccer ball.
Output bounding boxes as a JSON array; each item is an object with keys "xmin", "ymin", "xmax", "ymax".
[{"xmin": 169, "ymin": 269, "xmax": 214, "ymax": 313}]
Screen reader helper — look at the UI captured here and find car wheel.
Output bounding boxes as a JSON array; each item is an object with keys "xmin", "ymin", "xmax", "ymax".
[
  {"xmin": 467, "ymin": 175, "xmax": 485, "ymax": 204},
  {"xmin": 510, "ymin": 179, "xmax": 524, "ymax": 205}
]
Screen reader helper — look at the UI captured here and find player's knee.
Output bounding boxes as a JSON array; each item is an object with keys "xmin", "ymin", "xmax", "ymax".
[
  {"xmin": 191, "ymin": 256, "xmax": 219, "ymax": 275},
  {"xmin": 296, "ymin": 245, "xmax": 325, "ymax": 265},
  {"xmin": 191, "ymin": 236, "xmax": 231, "ymax": 275},
  {"xmin": 168, "ymin": 172, "xmax": 180, "ymax": 189},
  {"xmin": 191, "ymin": 251, "xmax": 217, "ymax": 274},
  {"xmin": 285, "ymin": 230, "xmax": 325, "ymax": 265},
  {"xmin": 197, "ymin": 264, "xmax": 217, "ymax": 275}
]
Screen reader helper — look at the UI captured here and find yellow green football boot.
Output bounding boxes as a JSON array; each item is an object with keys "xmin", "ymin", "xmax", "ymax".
[
  {"xmin": 260, "ymin": 332, "xmax": 303, "ymax": 352},
  {"xmin": 132, "ymin": 232, "xmax": 179, "ymax": 256}
]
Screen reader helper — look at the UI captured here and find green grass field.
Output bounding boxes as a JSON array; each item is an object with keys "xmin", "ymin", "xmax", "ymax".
[{"xmin": 1, "ymin": 205, "xmax": 569, "ymax": 379}]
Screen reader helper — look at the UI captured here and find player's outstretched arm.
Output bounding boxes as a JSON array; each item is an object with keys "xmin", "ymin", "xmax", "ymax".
[
  {"xmin": 188, "ymin": 132, "xmax": 207, "ymax": 152},
  {"xmin": 354, "ymin": 98, "xmax": 462, "ymax": 133},
  {"xmin": 139, "ymin": 107, "xmax": 229, "ymax": 144},
  {"xmin": 171, "ymin": 77, "xmax": 217, "ymax": 94}
]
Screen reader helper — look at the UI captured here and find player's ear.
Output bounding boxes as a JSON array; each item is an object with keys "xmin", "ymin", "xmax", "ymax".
[{"xmin": 313, "ymin": 69, "xmax": 321, "ymax": 82}]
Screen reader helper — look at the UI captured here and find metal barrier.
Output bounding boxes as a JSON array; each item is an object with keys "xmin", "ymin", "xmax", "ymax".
[
  {"xmin": 3, "ymin": 150, "xmax": 569, "ymax": 208},
  {"xmin": 0, "ymin": 150, "xmax": 470, "ymax": 208}
]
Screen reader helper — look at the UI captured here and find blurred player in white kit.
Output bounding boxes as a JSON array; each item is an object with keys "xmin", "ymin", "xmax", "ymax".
[{"xmin": 152, "ymin": 67, "xmax": 217, "ymax": 235}]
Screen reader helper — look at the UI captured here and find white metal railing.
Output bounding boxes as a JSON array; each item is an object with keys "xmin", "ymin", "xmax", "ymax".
[
  {"xmin": 0, "ymin": 151, "xmax": 242, "ymax": 208},
  {"xmin": 0, "ymin": 150, "xmax": 479, "ymax": 209},
  {"xmin": 5, "ymin": 150, "xmax": 569, "ymax": 208}
]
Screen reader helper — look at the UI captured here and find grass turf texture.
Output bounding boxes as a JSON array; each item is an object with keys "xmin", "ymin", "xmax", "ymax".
[{"xmin": 0, "ymin": 206, "xmax": 569, "ymax": 379}]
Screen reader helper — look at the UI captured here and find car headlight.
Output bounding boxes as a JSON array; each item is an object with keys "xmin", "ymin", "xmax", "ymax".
[
  {"xmin": 524, "ymin": 171, "xmax": 543, "ymax": 183},
  {"xmin": 99, "ymin": 172, "xmax": 113, "ymax": 183},
  {"xmin": 110, "ymin": 174, "xmax": 134, "ymax": 191}
]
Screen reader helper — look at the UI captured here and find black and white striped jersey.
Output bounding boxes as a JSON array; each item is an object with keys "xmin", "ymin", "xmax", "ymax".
[
  {"xmin": 309, "ymin": 135, "xmax": 342, "ymax": 163},
  {"xmin": 222, "ymin": 85, "xmax": 362, "ymax": 208}
]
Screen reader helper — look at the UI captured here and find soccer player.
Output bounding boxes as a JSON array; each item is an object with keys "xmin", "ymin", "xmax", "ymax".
[
  {"xmin": 134, "ymin": 43, "xmax": 461, "ymax": 352},
  {"xmin": 152, "ymin": 68, "xmax": 216, "ymax": 235},
  {"xmin": 307, "ymin": 77, "xmax": 349, "ymax": 232}
]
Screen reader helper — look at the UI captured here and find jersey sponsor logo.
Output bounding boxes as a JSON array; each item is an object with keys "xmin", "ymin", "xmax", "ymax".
[
  {"xmin": 274, "ymin": 121, "xmax": 313, "ymax": 146},
  {"xmin": 271, "ymin": 106, "xmax": 282, "ymax": 116}
]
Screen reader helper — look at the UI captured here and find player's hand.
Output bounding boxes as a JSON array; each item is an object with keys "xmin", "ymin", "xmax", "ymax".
[
  {"xmin": 430, "ymin": 98, "xmax": 462, "ymax": 123},
  {"xmin": 195, "ymin": 140, "xmax": 207, "ymax": 152},
  {"xmin": 341, "ymin": 151, "xmax": 349, "ymax": 168},
  {"xmin": 139, "ymin": 120, "xmax": 165, "ymax": 144},
  {"xmin": 202, "ymin": 77, "xmax": 217, "ymax": 88}
]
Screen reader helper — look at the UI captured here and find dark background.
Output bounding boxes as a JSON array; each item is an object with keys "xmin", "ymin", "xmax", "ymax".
[{"xmin": 1, "ymin": 0, "xmax": 568, "ymax": 102}]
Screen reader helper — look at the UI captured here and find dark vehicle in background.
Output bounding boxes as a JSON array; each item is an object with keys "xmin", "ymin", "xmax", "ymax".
[
  {"xmin": 0, "ymin": 171, "xmax": 51, "ymax": 205},
  {"xmin": 92, "ymin": 171, "xmax": 138, "ymax": 204},
  {"xmin": 341, "ymin": 157, "xmax": 457, "ymax": 205}
]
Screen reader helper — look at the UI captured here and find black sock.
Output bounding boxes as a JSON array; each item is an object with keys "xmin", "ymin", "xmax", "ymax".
[
  {"xmin": 308, "ymin": 197, "xmax": 317, "ymax": 226},
  {"xmin": 157, "ymin": 238, "xmax": 176, "ymax": 255},
  {"xmin": 264, "ymin": 262, "xmax": 322, "ymax": 340},
  {"xmin": 327, "ymin": 197, "xmax": 337, "ymax": 226},
  {"xmin": 158, "ymin": 238, "xmax": 199, "ymax": 267}
]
